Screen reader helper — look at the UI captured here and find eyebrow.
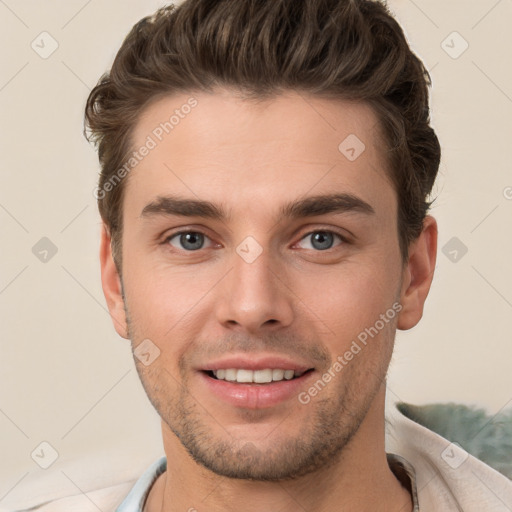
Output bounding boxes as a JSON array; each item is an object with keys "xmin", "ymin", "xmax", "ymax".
[
  {"xmin": 141, "ymin": 195, "xmax": 227, "ymax": 220},
  {"xmin": 140, "ymin": 193, "xmax": 375, "ymax": 221},
  {"xmin": 280, "ymin": 193, "xmax": 375, "ymax": 218}
]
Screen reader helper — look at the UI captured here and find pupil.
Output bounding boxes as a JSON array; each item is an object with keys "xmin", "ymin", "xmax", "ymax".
[
  {"xmin": 312, "ymin": 231, "xmax": 333, "ymax": 250},
  {"xmin": 181, "ymin": 232, "xmax": 203, "ymax": 250}
]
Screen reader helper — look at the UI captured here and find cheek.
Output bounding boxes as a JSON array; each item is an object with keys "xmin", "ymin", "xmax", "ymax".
[
  {"xmin": 294, "ymin": 259, "xmax": 400, "ymax": 347},
  {"xmin": 122, "ymin": 257, "xmax": 217, "ymax": 339}
]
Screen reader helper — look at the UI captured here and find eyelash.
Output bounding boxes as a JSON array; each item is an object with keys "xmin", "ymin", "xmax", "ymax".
[{"xmin": 162, "ymin": 229, "xmax": 349, "ymax": 252}]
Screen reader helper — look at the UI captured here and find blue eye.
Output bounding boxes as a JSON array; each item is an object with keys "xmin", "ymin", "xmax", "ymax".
[
  {"xmin": 167, "ymin": 231, "xmax": 211, "ymax": 251},
  {"xmin": 298, "ymin": 231, "xmax": 343, "ymax": 251}
]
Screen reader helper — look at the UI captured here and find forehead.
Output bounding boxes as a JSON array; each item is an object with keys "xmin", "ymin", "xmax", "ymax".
[{"xmin": 126, "ymin": 89, "xmax": 395, "ymax": 218}]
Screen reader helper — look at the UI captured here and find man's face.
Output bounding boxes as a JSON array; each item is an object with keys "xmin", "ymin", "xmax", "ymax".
[{"xmin": 115, "ymin": 90, "xmax": 407, "ymax": 480}]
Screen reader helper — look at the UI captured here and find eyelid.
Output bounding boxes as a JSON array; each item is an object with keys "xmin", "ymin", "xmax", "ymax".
[
  {"xmin": 161, "ymin": 225, "xmax": 213, "ymax": 242},
  {"xmin": 293, "ymin": 227, "xmax": 351, "ymax": 246}
]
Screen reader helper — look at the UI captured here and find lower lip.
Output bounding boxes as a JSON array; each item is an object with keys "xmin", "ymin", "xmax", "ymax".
[{"xmin": 199, "ymin": 371, "xmax": 315, "ymax": 409}]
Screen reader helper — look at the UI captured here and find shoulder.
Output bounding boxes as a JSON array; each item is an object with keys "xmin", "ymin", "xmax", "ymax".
[
  {"xmin": 0, "ymin": 453, "xmax": 163, "ymax": 512},
  {"xmin": 386, "ymin": 402, "xmax": 512, "ymax": 511}
]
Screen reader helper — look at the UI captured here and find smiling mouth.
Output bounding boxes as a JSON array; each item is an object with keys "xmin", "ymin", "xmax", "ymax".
[{"xmin": 204, "ymin": 368, "xmax": 314, "ymax": 384}]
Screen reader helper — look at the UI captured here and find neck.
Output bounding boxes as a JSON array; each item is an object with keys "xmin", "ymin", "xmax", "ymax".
[{"xmin": 145, "ymin": 387, "xmax": 412, "ymax": 512}]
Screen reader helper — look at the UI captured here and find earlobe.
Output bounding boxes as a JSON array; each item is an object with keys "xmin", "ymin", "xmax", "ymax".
[
  {"xmin": 99, "ymin": 225, "xmax": 129, "ymax": 339},
  {"xmin": 397, "ymin": 216, "xmax": 438, "ymax": 331}
]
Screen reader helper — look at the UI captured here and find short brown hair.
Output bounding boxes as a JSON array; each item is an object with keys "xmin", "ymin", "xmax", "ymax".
[{"xmin": 85, "ymin": 0, "xmax": 440, "ymax": 269}]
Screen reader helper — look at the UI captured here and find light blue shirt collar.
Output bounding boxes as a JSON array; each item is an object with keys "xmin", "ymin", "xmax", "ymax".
[
  {"xmin": 116, "ymin": 456, "xmax": 166, "ymax": 511},
  {"xmin": 115, "ymin": 454, "xmax": 418, "ymax": 511}
]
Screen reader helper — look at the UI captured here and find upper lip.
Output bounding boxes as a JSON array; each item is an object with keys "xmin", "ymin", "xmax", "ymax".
[{"xmin": 200, "ymin": 355, "xmax": 313, "ymax": 373}]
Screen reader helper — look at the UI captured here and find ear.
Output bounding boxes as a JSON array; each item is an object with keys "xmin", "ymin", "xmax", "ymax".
[
  {"xmin": 397, "ymin": 215, "xmax": 438, "ymax": 330},
  {"xmin": 99, "ymin": 225, "xmax": 129, "ymax": 339}
]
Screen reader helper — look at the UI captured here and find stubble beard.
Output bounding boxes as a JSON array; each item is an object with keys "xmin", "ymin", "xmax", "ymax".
[{"xmin": 131, "ymin": 338, "xmax": 390, "ymax": 482}]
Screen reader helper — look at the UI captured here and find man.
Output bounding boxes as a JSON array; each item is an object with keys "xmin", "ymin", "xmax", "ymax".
[{"xmin": 83, "ymin": 0, "xmax": 512, "ymax": 510}]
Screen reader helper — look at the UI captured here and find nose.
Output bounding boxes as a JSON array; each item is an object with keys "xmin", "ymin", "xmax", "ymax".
[{"xmin": 215, "ymin": 246, "xmax": 294, "ymax": 334}]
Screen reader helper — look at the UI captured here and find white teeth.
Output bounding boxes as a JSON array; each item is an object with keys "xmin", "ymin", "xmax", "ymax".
[
  {"xmin": 212, "ymin": 368, "xmax": 302, "ymax": 383},
  {"xmin": 224, "ymin": 368, "xmax": 237, "ymax": 381},
  {"xmin": 272, "ymin": 369, "xmax": 285, "ymax": 381},
  {"xmin": 254, "ymin": 369, "xmax": 273, "ymax": 383},
  {"xmin": 236, "ymin": 369, "xmax": 253, "ymax": 383}
]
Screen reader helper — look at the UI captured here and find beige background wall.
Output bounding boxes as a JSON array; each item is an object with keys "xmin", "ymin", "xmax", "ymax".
[{"xmin": 1, "ymin": 0, "xmax": 511, "ymax": 507}]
